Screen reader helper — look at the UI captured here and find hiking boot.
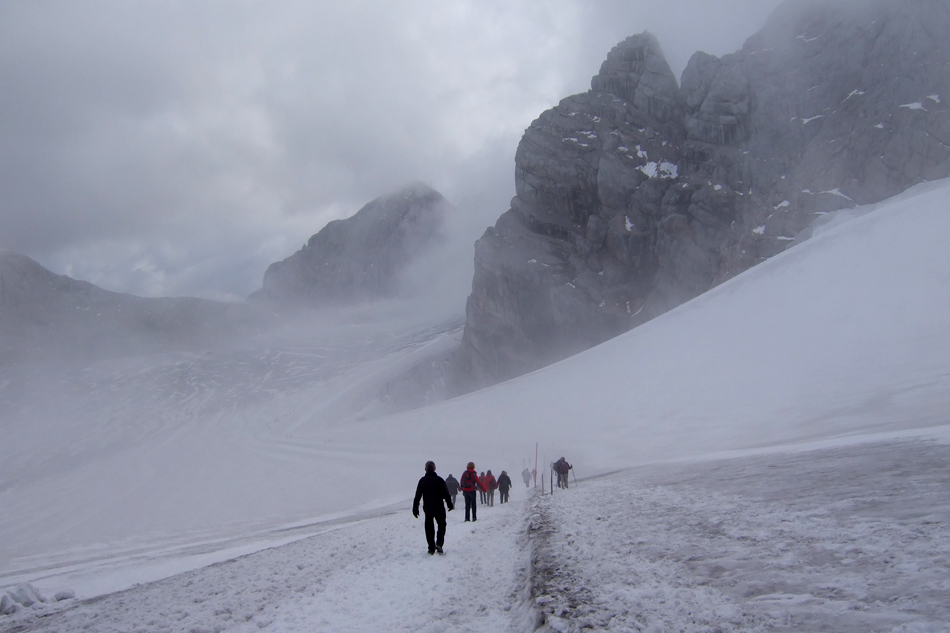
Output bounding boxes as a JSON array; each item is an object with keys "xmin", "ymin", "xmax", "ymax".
[
  {"xmin": 428, "ymin": 549, "xmax": 435, "ymax": 555},
  {"xmin": 436, "ymin": 547, "xmax": 444, "ymax": 555}
]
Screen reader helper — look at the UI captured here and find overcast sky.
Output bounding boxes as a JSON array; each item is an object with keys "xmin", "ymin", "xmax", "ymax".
[{"xmin": 0, "ymin": 0, "xmax": 784, "ymax": 301}]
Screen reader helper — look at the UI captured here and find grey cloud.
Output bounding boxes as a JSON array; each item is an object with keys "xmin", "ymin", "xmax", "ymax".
[{"xmin": 0, "ymin": 0, "xmax": 783, "ymax": 301}]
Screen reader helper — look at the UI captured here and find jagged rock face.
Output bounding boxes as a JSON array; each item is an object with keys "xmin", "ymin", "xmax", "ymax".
[
  {"xmin": 253, "ymin": 183, "xmax": 451, "ymax": 306},
  {"xmin": 453, "ymin": 0, "xmax": 950, "ymax": 392},
  {"xmin": 0, "ymin": 249, "xmax": 260, "ymax": 363}
]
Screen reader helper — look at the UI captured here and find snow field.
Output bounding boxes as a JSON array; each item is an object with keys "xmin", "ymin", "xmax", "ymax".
[
  {"xmin": 529, "ymin": 439, "xmax": 950, "ymax": 633},
  {"xmin": 0, "ymin": 495, "xmax": 532, "ymax": 633},
  {"xmin": 2, "ymin": 177, "xmax": 950, "ymax": 629}
]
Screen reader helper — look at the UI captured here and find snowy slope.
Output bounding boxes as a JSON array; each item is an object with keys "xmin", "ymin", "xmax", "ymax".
[
  {"xmin": 1, "ymin": 179, "xmax": 949, "ymax": 607},
  {"xmin": 322, "ymin": 177, "xmax": 950, "ymax": 475}
]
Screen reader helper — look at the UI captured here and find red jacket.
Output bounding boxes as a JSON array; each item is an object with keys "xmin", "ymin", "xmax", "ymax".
[
  {"xmin": 485, "ymin": 474, "xmax": 497, "ymax": 490},
  {"xmin": 460, "ymin": 468, "xmax": 486, "ymax": 492}
]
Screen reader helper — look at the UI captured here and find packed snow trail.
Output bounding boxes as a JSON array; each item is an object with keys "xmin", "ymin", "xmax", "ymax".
[
  {"xmin": 5, "ymin": 437, "xmax": 950, "ymax": 631},
  {"xmin": 529, "ymin": 438, "xmax": 950, "ymax": 632},
  {"xmin": 0, "ymin": 497, "xmax": 531, "ymax": 633}
]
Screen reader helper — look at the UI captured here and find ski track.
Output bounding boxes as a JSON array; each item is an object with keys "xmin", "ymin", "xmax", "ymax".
[{"xmin": 1, "ymin": 498, "xmax": 530, "ymax": 633}]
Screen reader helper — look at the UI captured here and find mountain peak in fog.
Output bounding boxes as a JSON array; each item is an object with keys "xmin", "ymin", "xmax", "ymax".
[
  {"xmin": 451, "ymin": 0, "xmax": 950, "ymax": 393},
  {"xmin": 251, "ymin": 182, "xmax": 452, "ymax": 306}
]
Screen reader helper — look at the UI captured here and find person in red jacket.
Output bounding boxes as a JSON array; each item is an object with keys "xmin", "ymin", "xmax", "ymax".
[
  {"xmin": 484, "ymin": 470, "xmax": 498, "ymax": 507},
  {"xmin": 459, "ymin": 462, "xmax": 486, "ymax": 522}
]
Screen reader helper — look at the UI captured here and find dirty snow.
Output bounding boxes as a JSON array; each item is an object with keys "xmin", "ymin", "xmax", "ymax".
[{"xmin": 529, "ymin": 437, "xmax": 950, "ymax": 632}]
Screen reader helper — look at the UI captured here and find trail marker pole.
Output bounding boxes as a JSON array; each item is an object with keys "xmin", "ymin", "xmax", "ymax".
[{"xmin": 572, "ymin": 470, "xmax": 578, "ymax": 487}]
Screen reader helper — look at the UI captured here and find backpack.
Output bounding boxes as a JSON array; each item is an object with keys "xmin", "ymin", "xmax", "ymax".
[
  {"xmin": 557, "ymin": 461, "xmax": 570, "ymax": 474},
  {"xmin": 460, "ymin": 470, "xmax": 474, "ymax": 489}
]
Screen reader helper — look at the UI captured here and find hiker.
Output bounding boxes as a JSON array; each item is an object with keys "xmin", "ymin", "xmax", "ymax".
[
  {"xmin": 498, "ymin": 470, "xmax": 512, "ymax": 503},
  {"xmin": 521, "ymin": 467, "xmax": 531, "ymax": 488},
  {"xmin": 413, "ymin": 460, "xmax": 454, "ymax": 555},
  {"xmin": 479, "ymin": 471, "xmax": 487, "ymax": 505},
  {"xmin": 445, "ymin": 473, "xmax": 460, "ymax": 507},
  {"xmin": 485, "ymin": 470, "xmax": 497, "ymax": 507},
  {"xmin": 555, "ymin": 457, "xmax": 572, "ymax": 489},
  {"xmin": 460, "ymin": 462, "xmax": 486, "ymax": 522}
]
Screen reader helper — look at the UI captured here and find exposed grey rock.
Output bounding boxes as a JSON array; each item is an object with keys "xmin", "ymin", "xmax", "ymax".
[
  {"xmin": 252, "ymin": 183, "xmax": 451, "ymax": 306},
  {"xmin": 0, "ymin": 249, "xmax": 266, "ymax": 364},
  {"xmin": 452, "ymin": 0, "xmax": 950, "ymax": 392}
]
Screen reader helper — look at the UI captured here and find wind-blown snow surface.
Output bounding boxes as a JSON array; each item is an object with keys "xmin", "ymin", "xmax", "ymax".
[{"xmin": 1, "ymin": 179, "xmax": 949, "ymax": 625}]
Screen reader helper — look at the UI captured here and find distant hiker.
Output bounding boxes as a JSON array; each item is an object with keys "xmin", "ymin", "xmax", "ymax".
[
  {"xmin": 555, "ymin": 457, "xmax": 572, "ymax": 489},
  {"xmin": 445, "ymin": 473, "xmax": 460, "ymax": 507},
  {"xmin": 413, "ymin": 460, "xmax": 454, "ymax": 555},
  {"xmin": 460, "ymin": 462, "xmax": 486, "ymax": 522},
  {"xmin": 479, "ymin": 471, "xmax": 487, "ymax": 505},
  {"xmin": 485, "ymin": 470, "xmax": 498, "ymax": 507},
  {"xmin": 521, "ymin": 468, "xmax": 531, "ymax": 488},
  {"xmin": 498, "ymin": 470, "xmax": 512, "ymax": 503}
]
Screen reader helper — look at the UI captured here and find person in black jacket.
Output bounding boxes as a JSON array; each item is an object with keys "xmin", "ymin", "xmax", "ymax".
[
  {"xmin": 413, "ymin": 461, "xmax": 454, "ymax": 555},
  {"xmin": 445, "ymin": 473, "xmax": 460, "ymax": 507},
  {"xmin": 497, "ymin": 470, "xmax": 512, "ymax": 504}
]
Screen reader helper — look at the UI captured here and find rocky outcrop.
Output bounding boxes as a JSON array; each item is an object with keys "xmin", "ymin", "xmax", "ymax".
[
  {"xmin": 0, "ymin": 249, "xmax": 261, "ymax": 363},
  {"xmin": 453, "ymin": 0, "xmax": 950, "ymax": 392},
  {"xmin": 252, "ymin": 183, "xmax": 451, "ymax": 306}
]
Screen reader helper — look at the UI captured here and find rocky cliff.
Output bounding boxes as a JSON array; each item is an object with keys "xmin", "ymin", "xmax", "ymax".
[
  {"xmin": 453, "ymin": 0, "xmax": 950, "ymax": 392},
  {"xmin": 252, "ymin": 183, "xmax": 451, "ymax": 306}
]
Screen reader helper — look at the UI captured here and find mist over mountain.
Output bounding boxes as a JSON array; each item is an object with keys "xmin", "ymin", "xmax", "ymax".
[
  {"xmin": 450, "ymin": 0, "xmax": 950, "ymax": 393},
  {"xmin": 250, "ymin": 183, "xmax": 452, "ymax": 307},
  {"xmin": 0, "ymin": 249, "xmax": 265, "ymax": 365}
]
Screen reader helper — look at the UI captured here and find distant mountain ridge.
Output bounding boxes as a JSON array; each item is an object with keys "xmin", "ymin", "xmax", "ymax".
[
  {"xmin": 450, "ymin": 0, "xmax": 950, "ymax": 393},
  {"xmin": 0, "ymin": 249, "xmax": 261, "ymax": 363},
  {"xmin": 251, "ymin": 182, "xmax": 451, "ymax": 306},
  {"xmin": 0, "ymin": 182, "xmax": 451, "ymax": 363}
]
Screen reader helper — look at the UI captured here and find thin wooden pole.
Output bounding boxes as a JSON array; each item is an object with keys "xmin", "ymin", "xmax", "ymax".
[{"xmin": 534, "ymin": 442, "xmax": 538, "ymax": 488}]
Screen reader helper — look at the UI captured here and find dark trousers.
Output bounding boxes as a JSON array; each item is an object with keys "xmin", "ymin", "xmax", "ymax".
[
  {"xmin": 424, "ymin": 509, "xmax": 447, "ymax": 551},
  {"xmin": 463, "ymin": 490, "xmax": 477, "ymax": 521},
  {"xmin": 499, "ymin": 489, "xmax": 509, "ymax": 503}
]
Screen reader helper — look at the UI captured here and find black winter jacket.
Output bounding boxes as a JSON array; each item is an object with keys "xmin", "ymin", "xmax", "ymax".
[
  {"xmin": 497, "ymin": 473, "xmax": 512, "ymax": 492},
  {"xmin": 413, "ymin": 472, "xmax": 454, "ymax": 516}
]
